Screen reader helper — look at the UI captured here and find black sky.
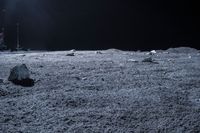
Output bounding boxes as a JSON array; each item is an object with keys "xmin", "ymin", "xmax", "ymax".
[{"xmin": 0, "ymin": 0, "xmax": 199, "ymax": 50}]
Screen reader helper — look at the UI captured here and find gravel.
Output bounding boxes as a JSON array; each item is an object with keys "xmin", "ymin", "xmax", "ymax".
[{"xmin": 0, "ymin": 47, "xmax": 200, "ymax": 133}]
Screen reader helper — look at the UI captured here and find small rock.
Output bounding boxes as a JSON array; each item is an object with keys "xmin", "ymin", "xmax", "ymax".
[
  {"xmin": 96, "ymin": 51, "xmax": 102, "ymax": 54},
  {"xmin": 66, "ymin": 53, "xmax": 75, "ymax": 56},
  {"xmin": 74, "ymin": 77, "xmax": 81, "ymax": 80},
  {"xmin": 8, "ymin": 64, "xmax": 34, "ymax": 87},
  {"xmin": 0, "ymin": 89, "xmax": 9, "ymax": 96},
  {"xmin": 20, "ymin": 54, "xmax": 26, "ymax": 57},
  {"xmin": 0, "ymin": 79, "xmax": 3, "ymax": 83},
  {"xmin": 142, "ymin": 57, "xmax": 159, "ymax": 64},
  {"xmin": 142, "ymin": 57, "xmax": 154, "ymax": 63}
]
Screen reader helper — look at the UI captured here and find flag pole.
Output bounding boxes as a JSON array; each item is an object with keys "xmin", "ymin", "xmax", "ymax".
[{"xmin": 16, "ymin": 22, "xmax": 20, "ymax": 50}]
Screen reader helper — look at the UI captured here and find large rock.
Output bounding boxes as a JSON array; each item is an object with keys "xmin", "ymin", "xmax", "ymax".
[{"xmin": 8, "ymin": 64, "xmax": 34, "ymax": 87}]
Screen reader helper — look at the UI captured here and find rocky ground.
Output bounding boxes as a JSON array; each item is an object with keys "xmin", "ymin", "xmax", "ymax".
[{"xmin": 0, "ymin": 47, "xmax": 200, "ymax": 133}]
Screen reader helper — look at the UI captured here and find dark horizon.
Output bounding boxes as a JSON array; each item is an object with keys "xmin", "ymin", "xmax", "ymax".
[{"xmin": 0, "ymin": 0, "xmax": 199, "ymax": 51}]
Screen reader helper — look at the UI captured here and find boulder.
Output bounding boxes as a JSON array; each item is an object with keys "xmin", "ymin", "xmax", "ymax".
[{"xmin": 8, "ymin": 64, "xmax": 34, "ymax": 87}]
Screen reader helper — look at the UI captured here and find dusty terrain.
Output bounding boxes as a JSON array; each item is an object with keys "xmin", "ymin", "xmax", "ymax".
[{"xmin": 0, "ymin": 47, "xmax": 200, "ymax": 133}]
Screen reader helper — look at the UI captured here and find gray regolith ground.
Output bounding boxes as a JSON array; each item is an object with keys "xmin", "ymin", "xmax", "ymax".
[{"xmin": 0, "ymin": 47, "xmax": 200, "ymax": 132}]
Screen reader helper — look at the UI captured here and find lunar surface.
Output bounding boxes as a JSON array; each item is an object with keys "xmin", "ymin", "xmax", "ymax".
[{"xmin": 0, "ymin": 47, "xmax": 200, "ymax": 132}]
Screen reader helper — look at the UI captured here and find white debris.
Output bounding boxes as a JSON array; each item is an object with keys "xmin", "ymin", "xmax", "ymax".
[
  {"xmin": 146, "ymin": 50, "xmax": 157, "ymax": 55},
  {"xmin": 70, "ymin": 49, "xmax": 76, "ymax": 52},
  {"xmin": 82, "ymin": 77, "xmax": 87, "ymax": 80},
  {"xmin": 128, "ymin": 59, "xmax": 138, "ymax": 62},
  {"xmin": 151, "ymin": 50, "xmax": 157, "ymax": 54}
]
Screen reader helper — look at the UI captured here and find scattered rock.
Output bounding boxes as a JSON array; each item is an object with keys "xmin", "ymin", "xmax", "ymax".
[
  {"xmin": 96, "ymin": 51, "xmax": 103, "ymax": 54},
  {"xmin": 20, "ymin": 54, "xmax": 26, "ymax": 57},
  {"xmin": 0, "ymin": 79, "xmax": 3, "ymax": 84},
  {"xmin": 142, "ymin": 57, "xmax": 159, "ymax": 64},
  {"xmin": 74, "ymin": 77, "xmax": 81, "ymax": 80},
  {"xmin": 0, "ymin": 88, "xmax": 9, "ymax": 96},
  {"xmin": 66, "ymin": 53, "xmax": 75, "ymax": 56},
  {"xmin": 142, "ymin": 57, "xmax": 154, "ymax": 62},
  {"xmin": 8, "ymin": 64, "xmax": 34, "ymax": 87}
]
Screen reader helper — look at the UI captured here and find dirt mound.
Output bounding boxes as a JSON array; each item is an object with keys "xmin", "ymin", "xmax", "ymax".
[
  {"xmin": 166, "ymin": 47, "xmax": 199, "ymax": 53},
  {"xmin": 105, "ymin": 48, "xmax": 123, "ymax": 52}
]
